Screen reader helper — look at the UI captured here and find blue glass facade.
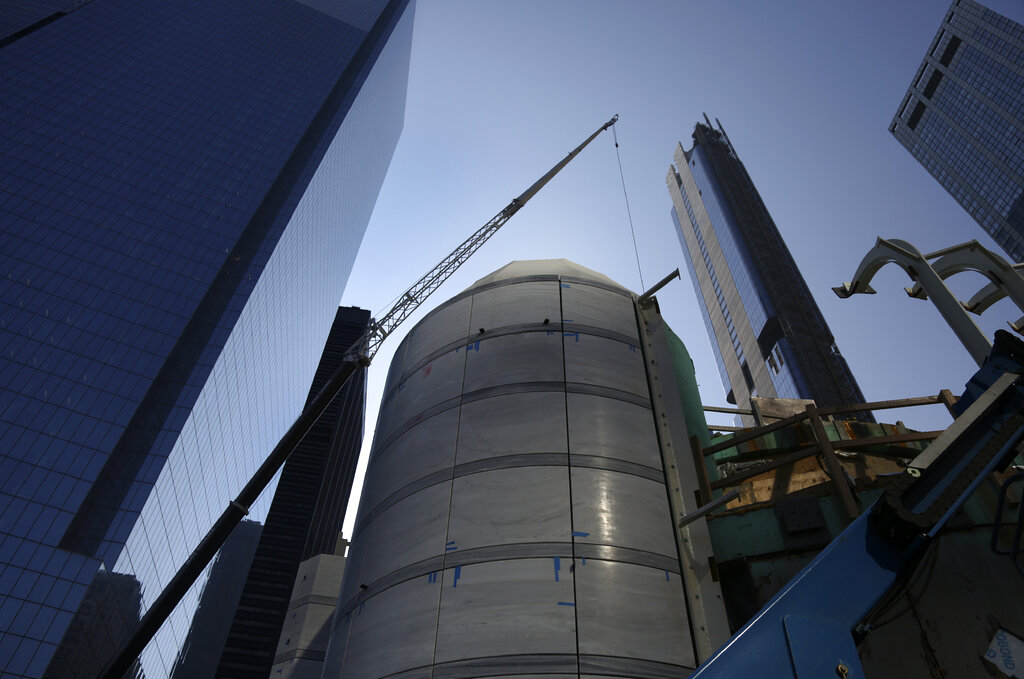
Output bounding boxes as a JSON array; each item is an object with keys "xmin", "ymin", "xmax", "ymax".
[
  {"xmin": 216, "ymin": 307, "xmax": 369, "ymax": 678},
  {"xmin": 0, "ymin": 0, "xmax": 414, "ymax": 676},
  {"xmin": 667, "ymin": 120, "xmax": 868, "ymax": 417},
  {"xmin": 892, "ymin": 0, "xmax": 1024, "ymax": 262}
]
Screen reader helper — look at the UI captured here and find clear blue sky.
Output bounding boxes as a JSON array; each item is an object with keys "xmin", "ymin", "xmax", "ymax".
[{"xmin": 340, "ymin": 0, "xmax": 1024, "ymax": 535}]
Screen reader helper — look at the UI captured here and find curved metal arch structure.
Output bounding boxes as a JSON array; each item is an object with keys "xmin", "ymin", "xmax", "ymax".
[
  {"xmin": 904, "ymin": 242, "xmax": 1024, "ymax": 326},
  {"xmin": 832, "ymin": 238, "xmax": 992, "ymax": 366}
]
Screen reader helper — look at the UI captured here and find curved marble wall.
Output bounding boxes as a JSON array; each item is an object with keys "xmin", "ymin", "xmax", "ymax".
[{"xmin": 323, "ymin": 260, "xmax": 697, "ymax": 678}]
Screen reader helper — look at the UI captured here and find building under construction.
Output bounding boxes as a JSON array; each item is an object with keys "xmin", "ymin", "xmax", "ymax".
[{"xmin": 317, "ymin": 259, "xmax": 1024, "ymax": 678}]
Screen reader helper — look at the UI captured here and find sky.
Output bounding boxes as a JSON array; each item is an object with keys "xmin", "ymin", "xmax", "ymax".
[{"xmin": 339, "ymin": 0, "xmax": 1024, "ymax": 536}]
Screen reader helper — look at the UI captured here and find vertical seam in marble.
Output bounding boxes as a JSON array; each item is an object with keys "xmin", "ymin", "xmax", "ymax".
[
  {"xmin": 558, "ymin": 277, "xmax": 582, "ymax": 678},
  {"xmin": 427, "ymin": 285, "xmax": 476, "ymax": 676}
]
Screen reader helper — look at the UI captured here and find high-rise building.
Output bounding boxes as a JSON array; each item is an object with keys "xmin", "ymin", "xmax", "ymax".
[
  {"xmin": 890, "ymin": 0, "xmax": 1024, "ymax": 262},
  {"xmin": 216, "ymin": 306, "xmax": 369, "ymax": 678},
  {"xmin": 0, "ymin": 1, "xmax": 414, "ymax": 677},
  {"xmin": 322, "ymin": 260, "xmax": 730, "ymax": 677},
  {"xmin": 666, "ymin": 119, "xmax": 868, "ymax": 416}
]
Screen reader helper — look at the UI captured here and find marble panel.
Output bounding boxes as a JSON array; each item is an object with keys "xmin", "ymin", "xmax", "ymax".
[
  {"xmin": 575, "ymin": 560, "xmax": 695, "ymax": 668},
  {"xmin": 463, "ymin": 331, "xmax": 563, "ymax": 393},
  {"xmin": 470, "ymin": 281, "xmax": 561, "ymax": 332},
  {"xmin": 564, "ymin": 334, "xmax": 647, "ymax": 397},
  {"xmin": 570, "ymin": 467, "xmax": 676, "ymax": 558},
  {"xmin": 567, "ymin": 393, "xmax": 660, "ymax": 469},
  {"xmin": 456, "ymin": 391, "xmax": 567, "ymax": 463},
  {"xmin": 448, "ymin": 466, "xmax": 571, "ymax": 551},
  {"xmin": 561, "ymin": 282, "xmax": 638, "ymax": 340},
  {"xmin": 434, "ymin": 559, "xmax": 576, "ymax": 663}
]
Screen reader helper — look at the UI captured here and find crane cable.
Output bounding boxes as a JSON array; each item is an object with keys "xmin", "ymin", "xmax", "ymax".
[{"xmin": 612, "ymin": 122, "xmax": 645, "ymax": 290}]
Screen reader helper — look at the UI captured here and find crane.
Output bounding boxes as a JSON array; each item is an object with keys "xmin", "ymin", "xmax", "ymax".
[{"xmin": 98, "ymin": 114, "xmax": 619, "ymax": 679}]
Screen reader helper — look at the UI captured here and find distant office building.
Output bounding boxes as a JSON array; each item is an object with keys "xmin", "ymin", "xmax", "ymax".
[
  {"xmin": 666, "ymin": 119, "xmax": 868, "ymax": 416},
  {"xmin": 216, "ymin": 307, "xmax": 369, "ymax": 679},
  {"xmin": 0, "ymin": 1, "xmax": 413, "ymax": 677},
  {"xmin": 44, "ymin": 571, "xmax": 144, "ymax": 679},
  {"xmin": 891, "ymin": 0, "xmax": 1024, "ymax": 261},
  {"xmin": 169, "ymin": 520, "xmax": 262, "ymax": 679}
]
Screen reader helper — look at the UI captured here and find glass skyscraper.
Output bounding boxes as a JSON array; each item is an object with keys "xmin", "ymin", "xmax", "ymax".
[
  {"xmin": 666, "ymin": 119, "xmax": 868, "ymax": 416},
  {"xmin": 216, "ymin": 306, "xmax": 369, "ymax": 679},
  {"xmin": 0, "ymin": 0, "xmax": 414, "ymax": 677},
  {"xmin": 891, "ymin": 0, "xmax": 1024, "ymax": 262}
]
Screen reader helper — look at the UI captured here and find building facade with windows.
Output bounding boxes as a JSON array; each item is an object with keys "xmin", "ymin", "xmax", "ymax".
[
  {"xmin": 168, "ymin": 520, "xmax": 263, "ymax": 679},
  {"xmin": 666, "ymin": 119, "xmax": 868, "ymax": 416},
  {"xmin": 891, "ymin": 0, "xmax": 1024, "ymax": 262},
  {"xmin": 216, "ymin": 307, "xmax": 369, "ymax": 679},
  {"xmin": 0, "ymin": 1, "xmax": 414, "ymax": 676}
]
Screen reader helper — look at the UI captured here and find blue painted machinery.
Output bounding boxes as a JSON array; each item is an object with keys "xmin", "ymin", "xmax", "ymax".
[{"xmin": 692, "ymin": 330, "xmax": 1024, "ymax": 679}]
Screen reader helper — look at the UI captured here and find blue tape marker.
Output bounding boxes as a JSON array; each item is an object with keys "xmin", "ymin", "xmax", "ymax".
[
  {"xmin": 581, "ymin": 557, "xmax": 586, "ymax": 565},
  {"xmin": 445, "ymin": 540, "xmax": 458, "ymax": 551},
  {"xmin": 665, "ymin": 570, "xmax": 671, "ymax": 581},
  {"xmin": 560, "ymin": 283, "xmax": 571, "ymax": 288},
  {"xmin": 571, "ymin": 531, "xmax": 590, "ymax": 537},
  {"xmin": 557, "ymin": 601, "xmax": 576, "ymax": 606},
  {"xmin": 453, "ymin": 565, "xmax": 462, "ymax": 588},
  {"xmin": 562, "ymin": 319, "xmax": 574, "ymax": 323},
  {"xmin": 553, "ymin": 556, "xmax": 561, "ymax": 581},
  {"xmin": 358, "ymin": 602, "xmax": 365, "ymax": 615},
  {"xmin": 628, "ymin": 344, "xmax": 637, "ymax": 352},
  {"xmin": 563, "ymin": 332, "xmax": 580, "ymax": 342}
]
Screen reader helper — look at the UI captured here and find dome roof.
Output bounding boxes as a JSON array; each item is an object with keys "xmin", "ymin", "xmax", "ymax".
[{"xmin": 467, "ymin": 258, "xmax": 631, "ymax": 292}]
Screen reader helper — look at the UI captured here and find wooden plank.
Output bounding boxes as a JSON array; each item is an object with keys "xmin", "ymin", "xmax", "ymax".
[
  {"xmin": 703, "ymin": 409, "xmax": 811, "ymax": 456},
  {"xmin": 709, "ymin": 447, "xmax": 817, "ymax": 490},
  {"xmin": 807, "ymin": 404, "xmax": 860, "ymax": 519},
  {"xmin": 816, "ymin": 394, "xmax": 944, "ymax": 417}
]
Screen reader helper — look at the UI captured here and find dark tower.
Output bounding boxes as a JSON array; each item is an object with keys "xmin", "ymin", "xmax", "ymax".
[
  {"xmin": 169, "ymin": 520, "xmax": 263, "ymax": 679},
  {"xmin": 216, "ymin": 307, "xmax": 369, "ymax": 678}
]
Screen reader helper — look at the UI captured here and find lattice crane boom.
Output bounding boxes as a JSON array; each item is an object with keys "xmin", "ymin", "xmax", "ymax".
[{"xmin": 362, "ymin": 113, "xmax": 618, "ymax": 360}]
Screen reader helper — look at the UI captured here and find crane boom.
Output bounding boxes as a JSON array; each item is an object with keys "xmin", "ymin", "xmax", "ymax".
[
  {"xmin": 363, "ymin": 113, "xmax": 618, "ymax": 359},
  {"xmin": 99, "ymin": 113, "xmax": 619, "ymax": 679}
]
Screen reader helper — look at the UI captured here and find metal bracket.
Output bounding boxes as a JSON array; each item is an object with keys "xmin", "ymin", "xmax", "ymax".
[
  {"xmin": 678, "ymin": 489, "xmax": 741, "ymax": 528},
  {"xmin": 638, "ymin": 268, "xmax": 680, "ymax": 308},
  {"xmin": 784, "ymin": 615, "xmax": 864, "ymax": 678}
]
